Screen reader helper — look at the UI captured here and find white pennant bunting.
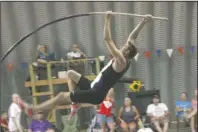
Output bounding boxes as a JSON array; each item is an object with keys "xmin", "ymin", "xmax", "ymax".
[
  {"xmin": 134, "ymin": 53, "xmax": 139, "ymax": 61},
  {"xmin": 166, "ymin": 49, "xmax": 173, "ymax": 58}
]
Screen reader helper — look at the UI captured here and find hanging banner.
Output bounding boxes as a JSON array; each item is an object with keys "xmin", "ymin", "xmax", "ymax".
[
  {"xmin": 190, "ymin": 45, "xmax": 195, "ymax": 53},
  {"xmin": 178, "ymin": 47, "xmax": 184, "ymax": 55},
  {"xmin": 20, "ymin": 62, "xmax": 28, "ymax": 70},
  {"xmin": 134, "ymin": 53, "xmax": 139, "ymax": 61},
  {"xmin": 156, "ymin": 49, "xmax": 161, "ymax": 57},
  {"xmin": 8, "ymin": 63, "xmax": 14, "ymax": 71},
  {"xmin": 166, "ymin": 49, "xmax": 173, "ymax": 58},
  {"xmin": 144, "ymin": 51, "xmax": 151, "ymax": 59}
]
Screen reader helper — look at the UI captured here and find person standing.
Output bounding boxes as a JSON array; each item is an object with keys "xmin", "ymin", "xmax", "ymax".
[
  {"xmin": 96, "ymin": 88, "xmax": 115, "ymax": 132},
  {"xmin": 8, "ymin": 94, "xmax": 23, "ymax": 132}
]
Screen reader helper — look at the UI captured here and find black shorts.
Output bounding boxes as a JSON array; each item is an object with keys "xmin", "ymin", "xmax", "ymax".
[
  {"xmin": 70, "ymin": 75, "xmax": 107, "ymax": 104},
  {"xmin": 76, "ymin": 75, "xmax": 92, "ymax": 90}
]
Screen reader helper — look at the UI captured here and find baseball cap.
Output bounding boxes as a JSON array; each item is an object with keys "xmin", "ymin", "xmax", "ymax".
[
  {"xmin": 153, "ymin": 94, "xmax": 160, "ymax": 99},
  {"xmin": 36, "ymin": 111, "xmax": 44, "ymax": 114}
]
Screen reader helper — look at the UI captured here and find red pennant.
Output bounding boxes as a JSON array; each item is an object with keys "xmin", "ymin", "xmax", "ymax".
[
  {"xmin": 8, "ymin": 63, "xmax": 13, "ymax": 71},
  {"xmin": 144, "ymin": 51, "xmax": 151, "ymax": 59},
  {"xmin": 178, "ymin": 47, "xmax": 184, "ymax": 55}
]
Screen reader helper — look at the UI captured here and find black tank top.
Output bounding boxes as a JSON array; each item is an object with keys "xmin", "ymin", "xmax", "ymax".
[{"xmin": 91, "ymin": 59, "xmax": 130, "ymax": 93}]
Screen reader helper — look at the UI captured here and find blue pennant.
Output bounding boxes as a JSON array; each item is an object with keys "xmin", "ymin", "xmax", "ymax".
[
  {"xmin": 20, "ymin": 62, "xmax": 28, "ymax": 70},
  {"xmin": 156, "ymin": 49, "xmax": 161, "ymax": 57},
  {"xmin": 190, "ymin": 46, "xmax": 195, "ymax": 53}
]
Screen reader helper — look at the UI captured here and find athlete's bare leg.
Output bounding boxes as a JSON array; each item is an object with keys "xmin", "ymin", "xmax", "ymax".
[
  {"xmin": 66, "ymin": 70, "xmax": 81, "ymax": 92},
  {"xmin": 17, "ymin": 70, "xmax": 81, "ymax": 116},
  {"xmin": 33, "ymin": 70, "xmax": 81, "ymax": 112},
  {"xmin": 33, "ymin": 92, "xmax": 72, "ymax": 112},
  {"xmin": 66, "ymin": 70, "xmax": 82, "ymax": 119},
  {"xmin": 35, "ymin": 70, "xmax": 81, "ymax": 112},
  {"xmin": 18, "ymin": 92, "xmax": 72, "ymax": 116}
]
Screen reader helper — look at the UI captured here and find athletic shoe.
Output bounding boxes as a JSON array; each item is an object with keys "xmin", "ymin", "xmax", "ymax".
[
  {"xmin": 68, "ymin": 103, "xmax": 81, "ymax": 120},
  {"xmin": 17, "ymin": 98, "xmax": 34, "ymax": 117}
]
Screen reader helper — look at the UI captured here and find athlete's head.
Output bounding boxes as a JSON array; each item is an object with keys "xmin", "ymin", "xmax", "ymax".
[
  {"xmin": 121, "ymin": 41, "xmax": 137, "ymax": 59},
  {"xmin": 124, "ymin": 97, "xmax": 132, "ymax": 106},
  {"xmin": 12, "ymin": 93, "xmax": 20, "ymax": 103}
]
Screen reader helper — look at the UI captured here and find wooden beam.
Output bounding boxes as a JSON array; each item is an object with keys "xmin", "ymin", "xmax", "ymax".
[
  {"xmin": 25, "ymin": 79, "xmax": 67, "ymax": 87},
  {"xmin": 56, "ymin": 104, "xmax": 94, "ymax": 110},
  {"xmin": 25, "ymin": 75, "xmax": 96, "ymax": 88},
  {"xmin": 32, "ymin": 92, "xmax": 53, "ymax": 96}
]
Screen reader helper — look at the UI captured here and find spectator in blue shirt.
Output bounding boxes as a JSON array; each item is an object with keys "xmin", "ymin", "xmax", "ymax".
[
  {"xmin": 175, "ymin": 92, "xmax": 191, "ymax": 122},
  {"xmin": 28, "ymin": 111, "xmax": 54, "ymax": 132},
  {"xmin": 36, "ymin": 45, "xmax": 56, "ymax": 64},
  {"xmin": 26, "ymin": 45, "xmax": 57, "ymax": 95},
  {"xmin": 26, "ymin": 45, "xmax": 56, "ymax": 80}
]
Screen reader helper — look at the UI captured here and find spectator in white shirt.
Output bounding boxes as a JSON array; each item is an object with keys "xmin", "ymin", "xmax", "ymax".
[
  {"xmin": 8, "ymin": 94, "xmax": 23, "ymax": 132},
  {"xmin": 146, "ymin": 95, "xmax": 169, "ymax": 132},
  {"xmin": 67, "ymin": 44, "xmax": 85, "ymax": 59},
  {"xmin": 66, "ymin": 44, "xmax": 86, "ymax": 74}
]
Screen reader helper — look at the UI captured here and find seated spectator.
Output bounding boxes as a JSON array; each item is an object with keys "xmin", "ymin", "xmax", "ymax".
[
  {"xmin": 28, "ymin": 111, "xmax": 54, "ymax": 132},
  {"xmin": 137, "ymin": 128, "xmax": 153, "ymax": 132},
  {"xmin": 175, "ymin": 92, "xmax": 191, "ymax": 122},
  {"xmin": 35, "ymin": 45, "xmax": 56, "ymax": 79},
  {"xmin": 95, "ymin": 88, "xmax": 115, "ymax": 132},
  {"xmin": 146, "ymin": 95, "xmax": 169, "ymax": 132},
  {"xmin": 117, "ymin": 97, "xmax": 140, "ymax": 132},
  {"xmin": 26, "ymin": 45, "xmax": 57, "ymax": 95},
  {"xmin": 66, "ymin": 44, "xmax": 86, "ymax": 74},
  {"xmin": 66, "ymin": 44, "xmax": 85, "ymax": 59},
  {"xmin": 27, "ymin": 45, "xmax": 56, "ymax": 81},
  {"xmin": 0, "ymin": 111, "xmax": 8, "ymax": 132},
  {"xmin": 188, "ymin": 89, "xmax": 197, "ymax": 132}
]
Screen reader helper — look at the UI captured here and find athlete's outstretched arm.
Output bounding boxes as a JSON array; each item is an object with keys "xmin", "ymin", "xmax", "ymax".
[
  {"xmin": 127, "ymin": 15, "xmax": 152, "ymax": 42},
  {"xmin": 104, "ymin": 11, "xmax": 121, "ymax": 58}
]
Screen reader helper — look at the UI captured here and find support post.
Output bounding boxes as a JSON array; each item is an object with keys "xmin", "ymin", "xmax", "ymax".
[
  {"xmin": 29, "ymin": 64, "xmax": 37, "ymax": 105},
  {"xmin": 95, "ymin": 58, "xmax": 100, "ymax": 74},
  {"xmin": 47, "ymin": 63, "xmax": 56, "ymax": 123}
]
